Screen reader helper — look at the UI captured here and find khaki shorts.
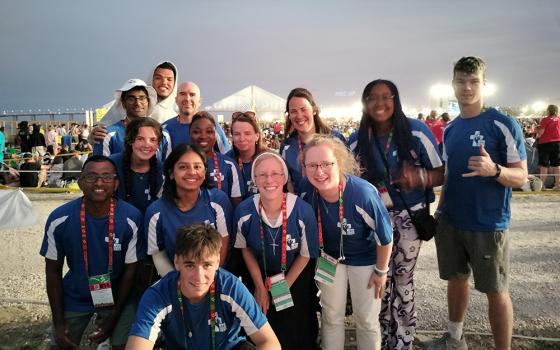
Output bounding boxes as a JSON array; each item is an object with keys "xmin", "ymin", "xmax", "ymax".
[
  {"xmin": 435, "ymin": 216, "xmax": 509, "ymax": 293},
  {"xmin": 49, "ymin": 302, "xmax": 135, "ymax": 346}
]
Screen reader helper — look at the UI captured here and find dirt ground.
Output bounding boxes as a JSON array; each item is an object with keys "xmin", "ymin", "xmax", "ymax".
[{"xmin": 0, "ymin": 191, "xmax": 559, "ymax": 349}]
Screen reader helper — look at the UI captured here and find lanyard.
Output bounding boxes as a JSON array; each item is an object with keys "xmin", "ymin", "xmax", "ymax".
[
  {"xmin": 297, "ymin": 135, "xmax": 305, "ymax": 176},
  {"xmin": 212, "ymin": 152, "xmax": 222, "ymax": 190},
  {"xmin": 177, "ymin": 278, "xmax": 217, "ymax": 350},
  {"xmin": 316, "ymin": 181, "xmax": 345, "ymax": 261},
  {"xmin": 80, "ymin": 198, "xmax": 115, "ymax": 277},
  {"xmin": 259, "ymin": 193, "xmax": 288, "ymax": 274}
]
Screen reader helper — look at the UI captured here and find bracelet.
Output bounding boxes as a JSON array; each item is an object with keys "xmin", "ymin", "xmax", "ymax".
[
  {"xmin": 493, "ymin": 163, "xmax": 502, "ymax": 178},
  {"xmin": 374, "ymin": 266, "xmax": 389, "ymax": 276}
]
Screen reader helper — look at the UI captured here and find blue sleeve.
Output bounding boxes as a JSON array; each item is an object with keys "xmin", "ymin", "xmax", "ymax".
[
  {"xmin": 411, "ymin": 120, "xmax": 444, "ymax": 169},
  {"xmin": 225, "ymin": 276, "xmax": 268, "ymax": 335},
  {"xmin": 226, "ymin": 159, "xmax": 245, "ymax": 198},
  {"xmin": 144, "ymin": 203, "xmax": 164, "ymax": 255},
  {"xmin": 39, "ymin": 210, "xmax": 67, "ymax": 261},
  {"xmin": 129, "ymin": 208, "xmax": 146, "ymax": 262},
  {"xmin": 129, "ymin": 287, "xmax": 170, "ymax": 342},
  {"xmin": 366, "ymin": 188, "xmax": 393, "ymax": 246},
  {"xmin": 158, "ymin": 130, "xmax": 171, "ymax": 163},
  {"xmin": 506, "ymin": 117, "xmax": 527, "ymax": 162},
  {"xmin": 215, "ymin": 124, "xmax": 231, "ymax": 154},
  {"xmin": 212, "ymin": 190, "xmax": 234, "ymax": 238},
  {"xmin": 301, "ymin": 202, "xmax": 319, "ymax": 259}
]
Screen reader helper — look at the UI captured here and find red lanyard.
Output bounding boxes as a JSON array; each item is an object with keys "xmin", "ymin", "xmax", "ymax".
[
  {"xmin": 177, "ymin": 278, "xmax": 216, "ymax": 350},
  {"xmin": 316, "ymin": 181, "xmax": 345, "ymax": 260},
  {"xmin": 259, "ymin": 193, "xmax": 288, "ymax": 273},
  {"xmin": 80, "ymin": 198, "xmax": 115, "ymax": 276},
  {"xmin": 297, "ymin": 135, "xmax": 305, "ymax": 176},
  {"xmin": 212, "ymin": 152, "xmax": 222, "ymax": 190}
]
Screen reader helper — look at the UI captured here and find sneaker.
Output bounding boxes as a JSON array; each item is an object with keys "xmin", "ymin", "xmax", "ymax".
[{"xmin": 426, "ymin": 332, "xmax": 468, "ymax": 350}]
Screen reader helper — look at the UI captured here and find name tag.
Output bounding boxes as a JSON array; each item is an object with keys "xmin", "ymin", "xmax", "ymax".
[
  {"xmin": 268, "ymin": 273, "xmax": 294, "ymax": 311},
  {"xmin": 88, "ymin": 273, "xmax": 114, "ymax": 308},
  {"xmin": 315, "ymin": 250, "xmax": 338, "ymax": 285}
]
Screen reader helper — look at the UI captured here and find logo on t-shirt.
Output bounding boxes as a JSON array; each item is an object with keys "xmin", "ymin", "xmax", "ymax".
[
  {"xmin": 105, "ymin": 237, "xmax": 121, "ymax": 251},
  {"xmin": 470, "ymin": 131, "xmax": 485, "ymax": 147},
  {"xmin": 338, "ymin": 219, "xmax": 355, "ymax": 236},
  {"xmin": 286, "ymin": 234, "xmax": 299, "ymax": 250},
  {"xmin": 214, "ymin": 314, "xmax": 227, "ymax": 333},
  {"xmin": 210, "ymin": 170, "xmax": 225, "ymax": 182}
]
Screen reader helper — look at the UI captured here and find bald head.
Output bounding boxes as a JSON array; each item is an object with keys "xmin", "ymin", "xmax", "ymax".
[{"xmin": 176, "ymin": 81, "xmax": 201, "ymax": 119}]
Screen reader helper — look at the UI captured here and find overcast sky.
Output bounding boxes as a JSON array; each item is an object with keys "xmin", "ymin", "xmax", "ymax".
[{"xmin": 1, "ymin": 0, "xmax": 559, "ymax": 113}]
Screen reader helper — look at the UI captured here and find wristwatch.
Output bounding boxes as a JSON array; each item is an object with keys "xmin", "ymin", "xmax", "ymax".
[{"xmin": 493, "ymin": 163, "xmax": 502, "ymax": 178}]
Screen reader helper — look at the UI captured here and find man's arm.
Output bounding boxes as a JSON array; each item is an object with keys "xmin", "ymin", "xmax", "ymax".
[
  {"xmin": 463, "ymin": 145, "xmax": 528, "ymax": 188},
  {"xmin": 496, "ymin": 160, "xmax": 528, "ymax": 189},
  {"xmin": 248, "ymin": 322, "xmax": 281, "ymax": 350},
  {"xmin": 125, "ymin": 335, "xmax": 154, "ymax": 350},
  {"xmin": 90, "ymin": 262, "xmax": 138, "ymax": 344},
  {"xmin": 45, "ymin": 258, "xmax": 78, "ymax": 348}
]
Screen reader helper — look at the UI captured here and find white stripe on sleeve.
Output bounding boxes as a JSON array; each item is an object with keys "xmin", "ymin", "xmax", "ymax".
[
  {"xmin": 211, "ymin": 202, "xmax": 229, "ymax": 237},
  {"xmin": 225, "ymin": 159, "xmax": 242, "ymax": 197},
  {"xmin": 220, "ymin": 294, "xmax": 261, "ymax": 335},
  {"xmin": 234, "ymin": 214, "xmax": 251, "ymax": 248},
  {"xmin": 147, "ymin": 212, "xmax": 161, "ymax": 255},
  {"xmin": 125, "ymin": 218, "xmax": 139, "ymax": 263},
  {"xmin": 102, "ymin": 131, "xmax": 116, "ymax": 156},
  {"xmin": 298, "ymin": 219, "xmax": 310, "ymax": 258},
  {"xmin": 412, "ymin": 130, "xmax": 443, "ymax": 168},
  {"xmin": 494, "ymin": 120, "xmax": 523, "ymax": 163},
  {"xmin": 45, "ymin": 216, "xmax": 68, "ymax": 260}
]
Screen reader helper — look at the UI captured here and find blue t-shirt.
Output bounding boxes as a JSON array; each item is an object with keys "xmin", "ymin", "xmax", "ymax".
[
  {"xmin": 39, "ymin": 198, "xmax": 143, "ymax": 312},
  {"xmin": 349, "ymin": 118, "xmax": 444, "ymax": 211},
  {"xmin": 207, "ymin": 152, "xmax": 245, "ymax": 199},
  {"xmin": 280, "ymin": 130, "xmax": 347, "ymax": 195},
  {"xmin": 0, "ymin": 130, "xmax": 5, "ymax": 162},
  {"xmin": 145, "ymin": 189, "xmax": 233, "ymax": 262},
  {"xmin": 110, "ymin": 152, "xmax": 164, "ymax": 214},
  {"xmin": 225, "ymin": 150, "xmax": 258, "ymax": 198},
  {"xmin": 300, "ymin": 175, "xmax": 393, "ymax": 266},
  {"xmin": 129, "ymin": 269, "xmax": 267, "ymax": 350},
  {"xmin": 162, "ymin": 116, "xmax": 232, "ymax": 154},
  {"xmin": 441, "ymin": 108, "xmax": 526, "ymax": 231},
  {"xmin": 93, "ymin": 120, "xmax": 171, "ymax": 161},
  {"xmin": 233, "ymin": 193, "xmax": 319, "ymax": 274}
]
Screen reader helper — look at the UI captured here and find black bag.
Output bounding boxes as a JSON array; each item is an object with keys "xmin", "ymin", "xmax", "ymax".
[{"xmin": 410, "ymin": 206, "xmax": 437, "ymax": 241}]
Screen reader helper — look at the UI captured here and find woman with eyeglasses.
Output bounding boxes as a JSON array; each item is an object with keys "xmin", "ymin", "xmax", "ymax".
[
  {"xmin": 280, "ymin": 87, "xmax": 346, "ymax": 194},
  {"xmin": 299, "ymin": 135, "xmax": 393, "ymax": 350},
  {"xmin": 226, "ymin": 111, "xmax": 269, "ymax": 198},
  {"xmin": 110, "ymin": 117, "xmax": 164, "ymax": 214},
  {"xmin": 350, "ymin": 79, "xmax": 444, "ymax": 350},
  {"xmin": 233, "ymin": 152, "xmax": 319, "ymax": 350},
  {"xmin": 144, "ymin": 144, "xmax": 233, "ymax": 278},
  {"xmin": 190, "ymin": 111, "xmax": 245, "ymax": 207}
]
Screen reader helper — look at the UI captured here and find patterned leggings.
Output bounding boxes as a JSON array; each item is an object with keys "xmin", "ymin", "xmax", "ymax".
[{"xmin": 380, "ymin": 209, "xmax": 422, "ymax": 350}]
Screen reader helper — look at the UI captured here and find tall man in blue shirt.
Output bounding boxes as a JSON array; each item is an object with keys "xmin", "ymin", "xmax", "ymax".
[{"xmin": 429, "ymin": 57, "xmax": 527, "ymax": 350}]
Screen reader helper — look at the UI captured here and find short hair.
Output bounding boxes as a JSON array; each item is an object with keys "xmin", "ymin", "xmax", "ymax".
[
  {"xmin": 81, "ymin": 155, "xmax": 117, "ymax": 173},
  {"xmin": 284, "ymin": 87, "xmax": 331, "ymax": 136},
  {"xmin": 155, "ymin": 62, "xmax": 177, "ymax": 82},
  {"xmin": 162, "ymin": 144, "xmax": 213, "ymax": 200},
  {"xmin": 303, "ymin": 134, "xmax": 361, "ymax": 177},
  {"xmin": 453, "ymin": 56, "xmax": 486, "ymax": 79},
  {"xmin": 175, "ymin": 224, "xmax": 222, "ymax": 261},
  {"xmin": 547, "ymin": 104, "xmax": 558, "ymax": 116},
  {"xmin": 191, "ymin": 111, "xmax": 217, "ymax": 129}
]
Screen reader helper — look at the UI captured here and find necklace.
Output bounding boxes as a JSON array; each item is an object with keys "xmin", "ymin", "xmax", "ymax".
[{"xmin": 267, "ymin": 226, "xmax": 281, "ymax": 256}]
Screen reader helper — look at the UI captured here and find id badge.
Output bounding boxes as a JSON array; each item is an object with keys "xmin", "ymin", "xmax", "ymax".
[
  {"xmin": 315, "ymin": 250, "xmax": 338, "ymax": 285},
  {"xmin": 268, "ymin": 273, "xmax": 294, "ymax": 311},
  {"xmin": 378, "ymin": 185, "xmax": 393, "ymax": 208},
  {"xmin": 88, "ymin": 273, "xmax": 114, "ymax": 308}
]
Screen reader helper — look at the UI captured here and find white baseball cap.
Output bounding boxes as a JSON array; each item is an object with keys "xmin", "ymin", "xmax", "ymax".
[{"xmin": 114, "ymin": 79, "xmax": 157, "ymax": 117}]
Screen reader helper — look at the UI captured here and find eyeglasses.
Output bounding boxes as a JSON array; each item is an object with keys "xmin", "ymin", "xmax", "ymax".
[
  {"xmin": 232, "ymin": 111, "xmax": 257, "ymax": 122},
  {"xmin": 125, "ymin": 96, "xmax": 148, "ymax": 104},
  {"xmin": 254, "ymin": 172, "xmax": 284, "ymax": 180},
  {"xmin": 80, "ymin": 173, "xmax": 117, "ymax": 183},
  {"xmin": 304, "ymin": 162, "xmax": 335, "ymax": 172},
  {"xmin": 365, "ymin": 95, "xmax": 394, "ymax": 104}
]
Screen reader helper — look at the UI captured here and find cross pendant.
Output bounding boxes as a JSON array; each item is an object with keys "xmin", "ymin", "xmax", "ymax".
[{"xmin": 270, "ymin": 242, "xmax": 279, "ymax": 255}]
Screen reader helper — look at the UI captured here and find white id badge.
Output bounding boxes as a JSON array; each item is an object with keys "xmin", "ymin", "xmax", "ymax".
[{"xmin": 88, "ymin": 273, "xmax": 114, "ymax": 308}]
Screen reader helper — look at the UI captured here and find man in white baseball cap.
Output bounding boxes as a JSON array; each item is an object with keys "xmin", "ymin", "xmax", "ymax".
[{"xmin": 92, "ymin": 79, "xmax": 157, "ymax": 157}]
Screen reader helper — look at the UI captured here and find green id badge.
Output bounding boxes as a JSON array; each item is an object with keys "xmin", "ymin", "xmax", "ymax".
[
  {"xmin": 88, "ymin": 273, "xmax": 114, "ymax": 308},
  {"xmin": 269, "ymin": 273, "xmax": 294, "ymax": 311},
  {"xmin": 315, "ymin": 251, "xmax": 338, "ymax": 285}
]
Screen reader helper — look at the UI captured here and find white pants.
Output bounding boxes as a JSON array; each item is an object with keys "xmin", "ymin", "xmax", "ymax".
[{"xmin": 319, "ymin": 264, "xmax": 381, "ymax": 350}]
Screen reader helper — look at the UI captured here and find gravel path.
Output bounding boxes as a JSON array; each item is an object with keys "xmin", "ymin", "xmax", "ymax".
[{"xmin": 0, "ymin": 191, "xmax": 559, "ymax": 349}]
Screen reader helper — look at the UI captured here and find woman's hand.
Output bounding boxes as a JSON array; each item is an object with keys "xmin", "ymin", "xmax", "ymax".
[
  {"xmin": 367, "ymin": 272, "xmax": 387, "ymax": 299},
  {"xmin": 254, "ymin": 285, "xmax": 270, "ymax": 315}
]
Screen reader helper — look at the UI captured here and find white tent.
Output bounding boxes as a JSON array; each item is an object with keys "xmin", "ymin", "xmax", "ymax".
[
  {"xmin": 204, "ymin": 85, "xmax": 286, "ymax": 123},
  {"xmin": 0, "ymin": 189, "xmax": 38, "ymax": 229}
]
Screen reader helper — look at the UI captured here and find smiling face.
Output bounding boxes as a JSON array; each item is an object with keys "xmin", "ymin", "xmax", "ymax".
[
  {"xmin": 232, "ymin": 120, "xmax": 259, "ymax": 154},
  {"xmin": 131, "ymin": 126, "xmax": 159, "ymax": 162},
  {"xmin": 452, "ymin": 70, "xmax": 484, "ymax": 110},
  {"xmin": 174, "ymin": 249, "xmax": 220, "ymax": 304},
  {"xmin": 304, "ymin": 144, "xmax": 340, "ymax": 196},
  {"xmin": 288, "ymin": 96, "xmax": 315, "ymax": 134},
  {"xmin": 152, "ymin": 68, "xmax": 175, "ymax": 99},
  {"xmin": 78, "ymin": 160, "xmax": 119, "ymax": 203},
  {"xmin": 190, "ymin": 118, "xmax": 216, "ymax": 155},
  {"xmin": 364, "ymin": 83, "xmax": 394, "ymax": 128},
  {"xmin": 175, "ymin": 82, "xmax": 201, "ymax": 117},
  {"xmin": 253, "ymin": 156, "xmax": 286, "ymax": 202},
  {"xmin": 171, "ymin": 150, "xmax": 207, "ymax": 192}
]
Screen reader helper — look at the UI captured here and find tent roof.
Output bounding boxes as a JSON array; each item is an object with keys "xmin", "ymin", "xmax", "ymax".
[{"xmin": 204, "ymin": 85, "xmax": 286, "ymax": 113}]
